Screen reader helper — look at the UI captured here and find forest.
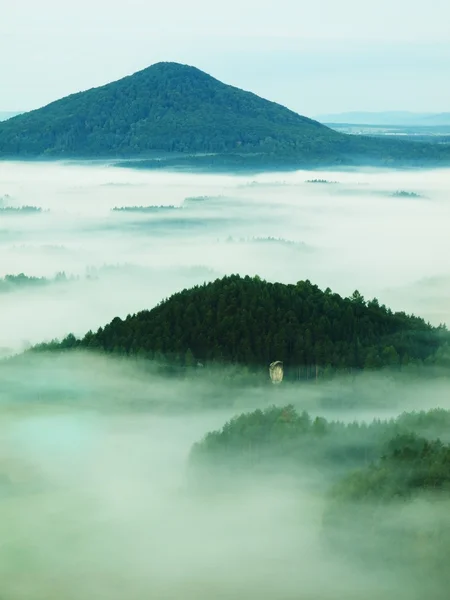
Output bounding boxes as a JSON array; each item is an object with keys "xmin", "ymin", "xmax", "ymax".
[
  {"xmin": 33, "ymin": 275, "xmax": 450, "ymax": 381},
  {"xmin": 189, "ymin": 405, "xmax": 450, "ymax": 480},
  {"xmin": 189, "ymin": 404, "xmax": 450, "ymax": 597},
  {"xmin": 1, "ymin": 62, "xmax": 450, "ymax": 167},
  {"xmin": 0, "ymin": 272, "xmax": 70, "ymax": 293}
]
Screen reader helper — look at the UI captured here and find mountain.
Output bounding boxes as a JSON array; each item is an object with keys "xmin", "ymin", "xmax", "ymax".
[
  {"xmin": 316, "ymin": 111, "xmax": 450, "ymax": 127},
  {"xmin": 34, "ymin": 275, "xmax": 449, "ymax": 379},
  {"xmin": 0, "ymin": 62, "xmax": 449, "ymax": 167},
  {"xmin": 0, "ymin": 62, "xmax": 341, "ymax": 158}
]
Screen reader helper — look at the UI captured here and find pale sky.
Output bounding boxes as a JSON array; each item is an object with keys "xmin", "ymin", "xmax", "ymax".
[{"xmin": 1, "ymin": 0, "xmax": 449, "ymax": 116}]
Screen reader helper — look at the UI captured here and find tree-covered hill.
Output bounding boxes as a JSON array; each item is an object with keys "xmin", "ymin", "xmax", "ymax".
[
  {"xmin": 0, "ymin": 62, "xmax": 339, "ymax": 157},
  {"xmin": 35, "ymin": 275, "xmax": 450, "ymax": 378},
  {"xmin": 324, "ymin": 431, "xmax": 450, "ymax": 595},
  {"xmin": 189, "ymin": 405, "xmax": 450, "ymax": 478},
  {"xmin": 332, "ymin": 432, "xmax": 450, "ymax": 502},
  {"xmin": 1, "ymin": 62, "xmax": 449, "ymax": 166},
  {"xmin": 191, "ymin": 404, "xmax": 450, "ymax": 595}
]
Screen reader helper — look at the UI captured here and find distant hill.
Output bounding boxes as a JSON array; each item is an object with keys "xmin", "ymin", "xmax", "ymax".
[
  {"xmin": 422, "ymin": 112, "xmax": 450, "ymax": 126},
  {"xmin": 34, "ymin": 275, "xmax": 449, "ymax": 379},
  {"xmin": 1, "ymin": 62, "xmax": 449, "ymax": 167},
  {"xmin": 0, "ymin": 62, "xmax": 340, "ymax": 158},
  {"xmin": 316, "ymin": 111, "xmax": 450, "ymax": 127}
]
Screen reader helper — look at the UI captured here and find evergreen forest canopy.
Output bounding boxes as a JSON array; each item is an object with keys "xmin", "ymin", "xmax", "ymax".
[
  {"xmin": 192, "ymin": 403, "xmax": 450, "ymax": 593},
  {"xmin": 0, "ymin": 272, "xmax": 70, "ymax": 293},
  {"xmin": 190, "ymin": 405, "xmax": 450, "ymax": 480},
  {"xmin": 34, "ymin": 275, "xmax": 450, "ymax": 379},
  {"xmin": 1, "ymin": 62, "xmax": 450, "ymax": 167},
  {"xmin": 190, "ymin": 405, "xmax": 450, "ymax": 597}
]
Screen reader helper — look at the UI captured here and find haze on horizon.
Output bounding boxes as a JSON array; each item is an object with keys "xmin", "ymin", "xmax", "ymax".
[{"xmin": 1, "ymin": 0, "xmax": 449, "ymax": 116}]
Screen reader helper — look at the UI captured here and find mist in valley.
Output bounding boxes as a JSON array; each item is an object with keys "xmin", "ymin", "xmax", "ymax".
[
  {"xmin": 2, "ymin": 353, "xmax": 450, "ymax": 599},
  {"xmin": 1, "ymin": 160, "xmax": 450, "ymax": 599},
  {"xmin": 1, "ymin": 161, "xmax": 449, "ymax": 355}
]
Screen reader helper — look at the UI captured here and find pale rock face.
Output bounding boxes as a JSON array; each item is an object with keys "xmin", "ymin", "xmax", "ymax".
[{"xmin": 269, "ymin": 361, "xmax": 284, "ymax": 384}]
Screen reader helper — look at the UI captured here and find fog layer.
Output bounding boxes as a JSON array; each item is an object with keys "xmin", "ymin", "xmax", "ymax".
[
  {"xmin": 1, "ymin": 160, "xmax": 449, "ymax": 598},
  {"xmin": 1, "ymin": 161, "xmax": 448, "ymax": 355},
  {"xmin": 2, "ymin": 352, "xmax": 449, "ymax": 599}
]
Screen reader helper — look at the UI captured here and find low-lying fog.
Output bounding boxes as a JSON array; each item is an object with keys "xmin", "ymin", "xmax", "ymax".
[
  {"xmin": 0, "ymin": 401, "xmax": 407, "ymax": 600},
  {"xmin": 1, "ymin": 160, "xmax": 449, "ymax": 599},
  {"xmin": 1, "ymin": 161, "xmax": 449, "ymax": 354}
]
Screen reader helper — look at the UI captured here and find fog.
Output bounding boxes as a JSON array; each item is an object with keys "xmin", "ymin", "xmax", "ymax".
[
  {"xmin": 1, "ymin": 353, "xmax": 449, "ymax": 599},
  {"xmin": 1, "ymin": 160, "xmax": 449, "ymax": 598},
  {"xmin": 1, "ymin": 161, "xmax": 449, "ymax": 355},
  {"xmin": 0, "ymin": 408, "xmax": 402, "ymax": 600}
]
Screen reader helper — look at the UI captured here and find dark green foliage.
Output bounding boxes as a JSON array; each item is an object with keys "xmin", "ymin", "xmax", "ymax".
[
  {"xmin": 1, "ymin": 62, "xmax": 450, "ymax": 166},
  {"xmin": 332, "ymin": 432, "xmax": 450, "ymax": 502},
  {"xmin": 325, "ymin": 431, "xmax": 450, "ymax": 595},
  {"xmin": 190, "ymin": 405, "xmax": 450, "ymax": 478},
  {"xmin": 34, "ymin": 275, "xmax": 449, "ymax": 378},
  {"xmin": 191, "ymin": 403, "xmax": 450, "ymax": 596},
  {"xmin": 0, "ymin": 62, "xmax": 336, "ymax": 158},
  {"xmin": 0, "ymin": 272, "xmax": 68, "ymax": 293}
]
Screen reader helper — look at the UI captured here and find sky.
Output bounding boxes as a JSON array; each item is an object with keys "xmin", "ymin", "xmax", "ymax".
[{"xmin": 1, "ymin": 0, "xmax": 450, "ymax": 116}]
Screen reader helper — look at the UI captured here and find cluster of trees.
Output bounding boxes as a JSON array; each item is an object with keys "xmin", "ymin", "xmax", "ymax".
[
  {"xmin": 332, "ymin": 432, "xmax": 450, "ymax": 502},
  {"xmin": 305, "ymin": 179, "xmax": 338, "ymax": 184},
  {"xmin": 190, "ymin": 405, "xmax": 450, "ymax": 476},
  {"xmin": 34, "ymin": 275, "xmax": 449, "ymax": 380},
  {"xmin": 391, "ymin": 190, "xmax": 423, "ymax": 198},
  {"xmin": 1, "ymin": 62, "xmax": 450, "ymax": 167},
  {"xmin": 190, "ymin": 403, "xmax": 450, "ymax": 595},
  {"xmin": 0, "ymin": 205, "xmax": 43, "ymax": 213},
  {"xmin": 112, "ymin": 205, "xmax": 179, "ymax": 213},
  {"xmin": 0, "ymin": 272, "xmax": 69, "ymax": 293},
  {"xmin": 325, "ymin": 432, "xmax": 450, "ymax": 594}
]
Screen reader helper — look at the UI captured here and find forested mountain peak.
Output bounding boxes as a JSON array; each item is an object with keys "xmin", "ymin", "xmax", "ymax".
[
  {"xmin": 0, "ymin": 61, "xmax": 336, "ymax": 158},
  {"xmin": 35, "ymin": 275, "xmax": 449, "ymax": 378},
  {"xmin": 1, "ymin": 61, "xmax": 449, "ymax": 165}
]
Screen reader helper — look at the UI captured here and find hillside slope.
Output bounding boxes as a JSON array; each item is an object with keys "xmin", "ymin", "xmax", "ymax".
[
  {"xmin": 35, "ymin": 275, "xmax": 449, "ymax": 378},
  {"xmin": 1, "ymin": 62, "xmax": 449, "ymax": 166},
  {"xmin": 0, "ymin": 62, "xmax": 341, "ymax": 157}
]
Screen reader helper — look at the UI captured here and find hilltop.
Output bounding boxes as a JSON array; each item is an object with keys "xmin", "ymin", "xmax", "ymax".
[
  {"xmin": 0, "ymin": 62, "xmax": 339, "ymax": 158},
  {"xmin": 34, "ymin": 275, "xmax": 449, "ymax": 379},
  {"xmin": 0, "ymin": 62, "xmax": 449, "ymax": 167}
]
